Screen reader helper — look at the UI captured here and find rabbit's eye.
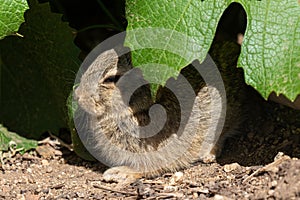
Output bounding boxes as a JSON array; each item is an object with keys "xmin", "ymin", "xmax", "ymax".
[{"xmin": 103, "ymin": 75, "xmax": 121, "ymax": 84}]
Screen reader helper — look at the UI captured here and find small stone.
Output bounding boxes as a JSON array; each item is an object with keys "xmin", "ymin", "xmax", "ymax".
[
  {"xmin": 163, "ymin": 185, "xmax": 178, "ymax": 192},
  {"xmin": 268, "ymin": 190, "xmax": 275, "ymax": 196},
  {"xmin": 202, "ymin": 154, "xmax": 216, "ymax": 163},
  {"xmin": 214, "ymin": 194, "xmax": 232, "ymax": 200},
  {"xmin": 271, "ymin": 180, "xmax": 277, "ymax": 188},
  {"xmin": 36, "ymin": 145, "xmax": 55, "ymax": 159},
  {"xmin": 214, "ymin": 194, "xmax": 225, "ymax": 200},
  {"xmin": 274, "ymin": 152, "xmax": 284, "ymax": 160},
  {"xmin": 54, "ymin": 150, "xmax": 63, "ymax": 156},
  {"xmin": 245, "ymin": 167, "xmax": 252, "ymax": 174},
  {"xmin": 24, "ymin": 193, "xmax": 40, "ymax": 200},
  {"xmin": 41, "ymin": 160, "xmax": 49, "ymax": 166},
  {"xmin": 20, "ymin": 189, "xmax": 27, "ymax": 194},
  {"xmin": 26, "ymin": 168, "xmax": 32, "ymax": 173},
  {"xmin": 193, "ymin": 192, "xmax": 198, "ymax": 198},
  {"xmin": 76, "ymin": 192, "xmax": 85, "ymax": 198},
  {"xmin": 223, "ymin": 163, "xmax": 240, "ymax": 172},
  {"xmin": 244, "ymin": 192, "xmax": 250, "ymax": 199},
  {"xmin": 226, "ymin": 174, "xmax": 235, "ymax": 180},
  {"xmin": 41, "ymin": 188, "xmax": 49, "ymax": 194},
  {"xmin": 16, "ymin": 194, "xmax": 25, "ymax": 200},
  {"xmin": 28, "ymin": 177, "xmax": 35, "ymax": 184},
  {"xmin": 46, "ymin": 167, "xmax": 53, "ymax": 173},
  {"xmin": 169, "ymin": 171, "xmax": 184, "ymax": 185},
  {"xmin": 35, "ymin": 186, "xmax": 42, "ymax": 193},
  {"xmin": 197, "ymin": 188, "xmax": 209, "ymax": 194}
]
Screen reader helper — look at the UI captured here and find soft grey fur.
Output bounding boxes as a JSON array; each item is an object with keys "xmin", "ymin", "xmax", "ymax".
[{"xmin": 74, "ymin": 42, "xmax": 245, "ymax": 177}]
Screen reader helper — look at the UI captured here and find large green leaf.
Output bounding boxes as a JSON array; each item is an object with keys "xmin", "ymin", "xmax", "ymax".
[
  {"xmin": 0, "ymin": 0, "xmax": 29, "ymax": 39},
  {"xmin": 0, "ymin": 0, "xmax": 80, "ymax": 138},
  {"xmin": 237, "ymin": 0, "xmax": 300, "ymax": 100},
  {"xmin": 125, "ymin": 0, "xmax": 300, "ymax": 101},
  {"xmin": 0, "ymin": 124, "xmax": 37, "ymax": 154},
  {"xmin": 125, "ymin": 1, "xmax": 228, "ymax": 90}
]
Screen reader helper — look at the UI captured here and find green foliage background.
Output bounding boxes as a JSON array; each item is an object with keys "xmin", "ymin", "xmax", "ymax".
[
  {"xmin": 0, "ymin": 0, "xmax": 29, "ymax": 39},
  {"xmin": 0, "ymin": 0, "xmax": 80, "ymax": 139}
]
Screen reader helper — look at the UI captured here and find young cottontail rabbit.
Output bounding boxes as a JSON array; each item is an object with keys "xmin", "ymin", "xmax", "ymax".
[{"xmin": 74, "ymin": 41, "xmax": 245, "ymax": 182}]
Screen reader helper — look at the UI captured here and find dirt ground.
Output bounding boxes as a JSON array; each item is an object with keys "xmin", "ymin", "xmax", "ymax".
[{"xmin": 0, "ymin": 92, "xmax": 300, "ymax": 199}]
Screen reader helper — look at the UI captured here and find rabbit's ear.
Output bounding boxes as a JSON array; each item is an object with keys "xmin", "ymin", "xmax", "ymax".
[
  {"xmin": 89, "ymin": 49, "xmax": 119, "ymax": 79},
  {"xmin": 79, "ymin": 49, "xmax": 119, "ymax": 87}
]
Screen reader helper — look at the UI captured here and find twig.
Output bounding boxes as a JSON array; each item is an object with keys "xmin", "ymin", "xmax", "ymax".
[
  {"xmin": 92, "ymin": 183, "xmax": 137, "ymax": 196},
  {"xmin": 22, "ymin": 153, "xmax": 41, "ymax": 160},
  {"xmin": 242, "ymin": 154, "xmax": 290, "ymax": 184},
  {"xmin": 142, "ymin": 179, "xmax": 165, "ymax": 185},
  {"xmin": 146, "ymin": 192, "xmax": 183, "ymax": 200},
  {"xmin": 49, "ymin": 132, "xmax": 73, "ymax": 151},
  {"xmin": 38, "ymin": 132, "xmax": 73, "ymax": 151}
]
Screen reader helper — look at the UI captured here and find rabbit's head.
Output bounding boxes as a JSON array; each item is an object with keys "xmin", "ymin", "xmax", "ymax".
[
  {"xmin": 75, "ymin": 49, "xmax": 132, "ymax": 116},
  {"xmin": 75, "ymin": 49, "xmax": 152, "ymax": 118}
]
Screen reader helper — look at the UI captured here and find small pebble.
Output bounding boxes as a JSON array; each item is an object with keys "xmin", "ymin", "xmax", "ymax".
[
  {"xmin": 16, "ymin": 194, "xmax": 25, "ymax": 200},
  {"xmin": 41, "ymin": 160, "xmax": 49, "ymax": 166},
  {"xmin": 224, "ymin": 163, "xmax": 240, "ymax": 172},
  {"xmin": 214, "ymin": 194, "xmax": 227, "ymax": 200},
  {"xmin": 274, "ymin": 152, "xmax": 289, "ymax": 161},
  {"xmin": 169, "ymin": 171, "xmax": 184, "ymax": 185},
  {"xmin": 76, "ymin": 192, "xmax": 85, "ymax": 198},
  {"xmin": 26, "ymin": 168, "xmax": 32, "ymax": 173},
  {"xmin": 271, "ymin": 180, "xmax": 277, "ymax": 188},
  {"xmin": 41, "ymin": 188, "xmax": 49, "ymax": 194},
  {"xmin": 192, "ymin": 192, "xmax": 198, "ymax": 198},
  {"xmin": 46, "ymin": 167, "xmax": 53, "ymax": 173},
  {"xmin": 54, "ymin": 150, "xmax": 63, "ymax": 156},
  {"xmin": 28, "ymin": 177, "xmax": 35, "ymax": 184},
  {"xmin": 163, "ymin": 185, "xmax": 178, "ymax": 192},
  {"xmin": 197, "ymin": 188, "xmax": 209, "ymax": 194},
  {"xmin": 268, "ymin": 189, "xmax": 275, "ymax": 196}
]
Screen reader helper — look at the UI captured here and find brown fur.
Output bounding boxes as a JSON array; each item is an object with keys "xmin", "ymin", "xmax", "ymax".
[{"xmin": 74, "ymin": 41, "xmax": 246, "ymax": 177}]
